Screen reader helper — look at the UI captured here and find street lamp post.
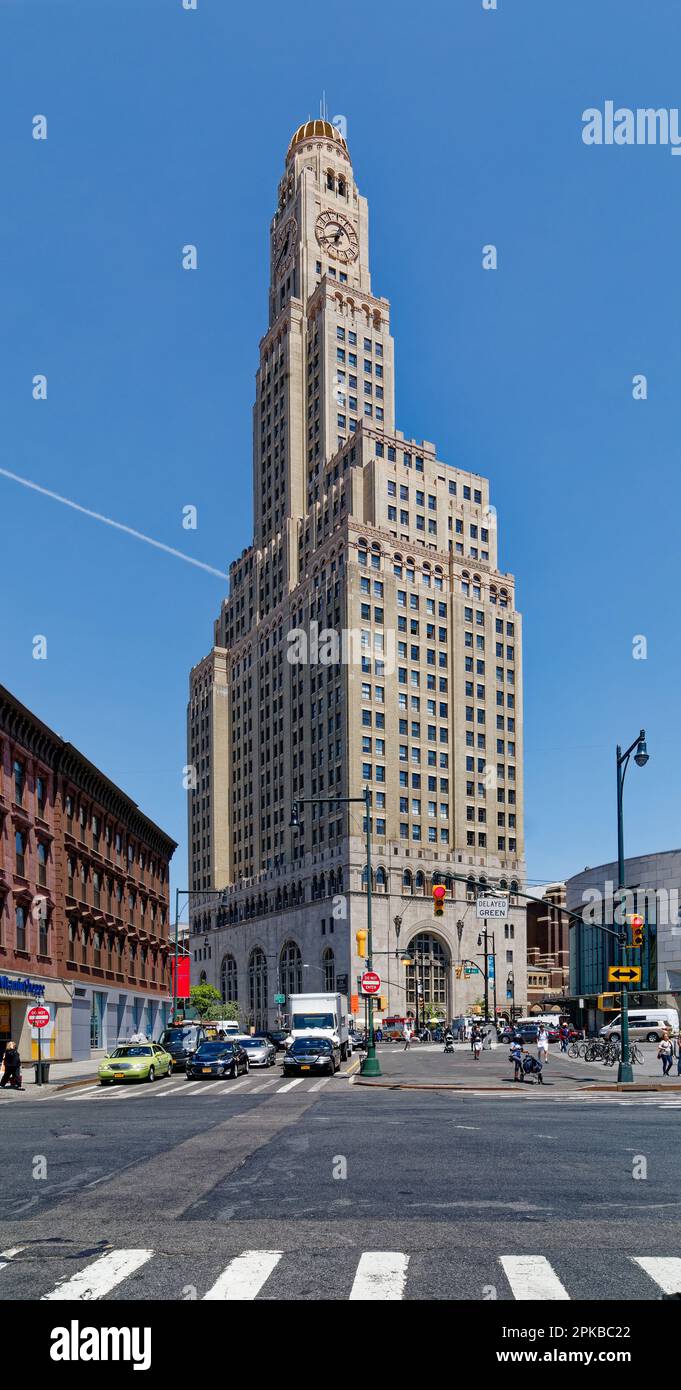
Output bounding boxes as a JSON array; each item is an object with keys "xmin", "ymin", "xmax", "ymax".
[
  {"xmin": 615, "ymin": 729, "xmax": 649, "ymax": 1084},
  {"xmin": 290, "ymin": 786, "xmax": 380, "ymax": 1076}
]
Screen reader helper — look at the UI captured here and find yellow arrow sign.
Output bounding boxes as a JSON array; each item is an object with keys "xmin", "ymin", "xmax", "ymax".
[{"xmin": 608, "ymin": 965, "xmax": 641, "ymax": 983}]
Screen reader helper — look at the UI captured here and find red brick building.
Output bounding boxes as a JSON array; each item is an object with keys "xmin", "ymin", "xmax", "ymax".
[
  {"xmin": 525, "ymin": 882, "xmax": 569, "ymax": 1010},
  {"xmin": 0, "ymin": 686, "xmax": 177, "ymax": 1062}
]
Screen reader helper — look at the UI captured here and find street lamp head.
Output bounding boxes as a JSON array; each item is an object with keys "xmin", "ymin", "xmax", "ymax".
[
  {"xmin": 289, "ymin": 803, "xmax": 301, "ymax": 829},
  {"xmin": 634, "ymin": 737, "xmax": 649, "ymax": 768}
]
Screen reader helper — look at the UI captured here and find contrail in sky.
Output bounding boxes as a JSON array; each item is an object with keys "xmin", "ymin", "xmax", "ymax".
[{"xmin": 0, "ymin": 467, "xmax": 228, "ymax": 580}]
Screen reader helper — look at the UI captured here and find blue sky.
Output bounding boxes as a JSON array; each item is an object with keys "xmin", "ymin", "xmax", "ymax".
[{"xmin": 1, "ymin": 0, "xmax": 679, "ymax": 900}]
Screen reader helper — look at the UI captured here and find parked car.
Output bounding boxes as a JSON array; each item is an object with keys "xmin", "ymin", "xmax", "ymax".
[
  {"xmin": 513, "ymin": 1024, "xmax": 540, "ymax": 1044},
  {"xmin": 349, "ymin": 1030, "xmax": 367, "ymax": 1051},
  {"xmin": 99, "ymin": 1043, "xmax": 173, "ymax": 1086},
  {"xmin": 282, "ymin": 1036, "xmax": 341, "ymax": 1077},
  {"xmin": 186, "ymin": 1041, "xmax": 249, "ymax": 1080},
  {"xmin": 547, "ymin": 1027, "xmax": 561, "ymax": 1043},
  {"xmin": 255, "ymin": 1029, "xmax": 290, "ymax": 1052},
  {"xmin": 498, "ymin": 1027, "xmax": 515, "ymax": 1043},
  {"xmin": 237, "ymin": 1036, "xmax": 276, "ymax": 1068},
  {"xmin": 158, "ymin": 1023, "xmax": 208, "ymax": 1073}
]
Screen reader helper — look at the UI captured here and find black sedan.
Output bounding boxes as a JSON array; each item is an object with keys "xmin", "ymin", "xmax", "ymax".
[
  {"xmin": 254, "ymin": 1029, "xmax": 290, "ymax": 1052},
  {"xmin": 186, "ymin": 1041, "xmax": 249, "ymax": 1080},
  {"xmin": 282, "ymin": 1036, "xmax": 341, "ymax": 1077}
]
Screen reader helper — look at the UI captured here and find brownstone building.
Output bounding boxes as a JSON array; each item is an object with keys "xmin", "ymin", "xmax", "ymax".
[
  {"xmin": 525, "ymin": 882, "xmax": 569, "ymax": 1010},
  {"xmin": 0, "ymin": 685, "xmax": 176, "ymax": 1062}
]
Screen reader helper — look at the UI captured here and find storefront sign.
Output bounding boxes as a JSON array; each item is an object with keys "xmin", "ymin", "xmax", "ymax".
[{"xmin": 0, "ymin": 975, "xmax": 46, "ymax": 999}]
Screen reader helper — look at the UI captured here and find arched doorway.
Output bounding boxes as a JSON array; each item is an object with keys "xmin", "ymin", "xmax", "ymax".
[{"xmin": 406, "ymin": 932, "xmax": 450, "ymax": 1025}]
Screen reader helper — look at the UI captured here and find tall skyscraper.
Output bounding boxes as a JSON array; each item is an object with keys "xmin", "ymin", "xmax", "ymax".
[{"xmin": 187, "ymin": 119, "xmax": 527, "ymax": 1027}]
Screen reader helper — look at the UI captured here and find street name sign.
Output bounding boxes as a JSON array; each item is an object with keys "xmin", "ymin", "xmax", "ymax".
[
  {"xmin": 28, "ymin": 1006, "xmax": 50, "ymax": 1027},
  {"xmin": 608, "ymin": 965, "xmax": 641, "ymax": 983},
  {"xmin": 360, "ymin": 970, "xmax": 381, "ymax": 995},
  {"xmin": 476, "ymin": 895, "xmax": 508, "ymax": 919},
  {"xmin": 273, "ymin": 993, "xmax": 286, "ymax": 1005}
]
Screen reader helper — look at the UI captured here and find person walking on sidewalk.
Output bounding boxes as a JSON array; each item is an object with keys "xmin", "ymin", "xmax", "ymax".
[
  {"xmin": 0, "ymin": 1041, "xmax": 23, "ymax": 1091},
  {"xmin": 403, "ymin": 1022, "xmax": 413, "ymax": 1052},
  {"xmin": 473, "ymin": 1029, "xmax": 483, "ymax": 1061},
  {"xmin": 659, "ymin": 1036, "xmax": 673, "ymax": 1076},
  {"xmin": 537, "ymin": 1026, "xmax": 549, "ymax": 1066},
  {"xmin": 559, "ymin": 1023, "xmax": 570, "ymax": 1053},
  {"xmin": 470, "ymin": 1024, "xmax": 481, "ymax": 1055}
]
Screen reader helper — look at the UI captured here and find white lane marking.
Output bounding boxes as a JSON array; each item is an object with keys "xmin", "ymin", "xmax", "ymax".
[
  {"xmin": 308, "ymin": 1077, "xmax": 331, "ymax": 1092},
  {"xmin": 0, "ymin": 1247, "xmax": 23, "ymax": 1273},
  {"xmin": 42, "ymin": 1248, "xmax": 154, "ymax": 1301},
  {"xmin": 203, "ymin": 1250, "xmax": 283, "ymax": 1301},
  {"xmin": 499, "ymin": 1256, "xmax": 570, "ymax": 1301},
  {"xmin": 277, "ymin": 1078, "xmax": 305, "ymax": 1093},
  {"xmin": 250, "ymin": 1079, "xmax": 280, "ymax": 1094},
  {"xmin": 207, "ymin": 1079, "xmax": 252, "ymax": 1097},
  {"xmin": 349, "ymin": 1252, "xmax": 409, "ymax": 1301},
  {"xmin": 632, "ymin": 1257, "xmax": 681, "ymax": 1295}
]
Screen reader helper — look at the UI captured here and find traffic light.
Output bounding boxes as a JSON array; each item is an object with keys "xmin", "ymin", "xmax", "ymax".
[
  {"xmin": 597, "ymin": 992, "xmax": 622, "ymax": 1010},
  {"xmin": 356, "ymin": 929, "xmax": 367, "ymax": 959},
  {"xmin": 432, "ymin": 883, "xmax": 446, "ymax": 918},
  {"xmin": 455, "ymin": 965, "xmax": 463, "ymax": 979},
  {"xmin": 629, "ymin": 914, "xmax": 644, "ymax": 949}
]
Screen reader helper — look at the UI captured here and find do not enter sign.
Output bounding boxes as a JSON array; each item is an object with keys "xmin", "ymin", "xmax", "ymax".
[
  {"xmin": 360, "ymin": 971, "xmax": 381, "ymax": 995},
  {"xmin": 28, "ymin": 1006, "xmax": 50, "ymax": 1028}
]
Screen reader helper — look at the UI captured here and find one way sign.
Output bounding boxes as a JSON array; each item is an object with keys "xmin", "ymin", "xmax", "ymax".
[{"xmin": 608, "ymin": 965, "xmax": 641, "ymax": 984}]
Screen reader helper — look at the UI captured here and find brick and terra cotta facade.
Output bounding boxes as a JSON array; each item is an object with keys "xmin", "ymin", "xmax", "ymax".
[{"xmin": 0, "ymin": 685, "xmax": 176, "ymax": 1062}]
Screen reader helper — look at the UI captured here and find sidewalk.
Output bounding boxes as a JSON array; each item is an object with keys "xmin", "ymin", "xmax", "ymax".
[
  {"xmin": 25, "ymin": 1057, "xmax": 101, "ymax": 1089},
  {"xmin": 355, "ymin": 1040, "xmax": 681, "ymax": 1092}
]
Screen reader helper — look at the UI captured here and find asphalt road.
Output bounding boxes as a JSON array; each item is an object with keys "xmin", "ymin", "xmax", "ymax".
[{"xmin": 1, "ymin": 1051, "xmax": 680, "ymax": 1302}]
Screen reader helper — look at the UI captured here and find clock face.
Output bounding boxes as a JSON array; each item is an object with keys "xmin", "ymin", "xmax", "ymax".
[
  {"xmin": 274, "ymin": 216, "xmax": 297, "ymax": 276},
  {"xmin": 315, "ymin": 209, "xmax": 359, "ymax": 264}
]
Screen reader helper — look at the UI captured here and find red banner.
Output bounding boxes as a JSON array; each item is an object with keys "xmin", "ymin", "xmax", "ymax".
[{"xmin": 171, "ymin": 955, "xmax": 191, "ymax": 999}]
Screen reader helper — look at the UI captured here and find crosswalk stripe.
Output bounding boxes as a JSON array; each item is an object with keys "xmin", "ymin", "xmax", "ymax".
[
  {"xmin": 308, "ymin": 1077, "xmax": 331, "ymax": 1092},
  {"xmin": 349, "ymin": 1252, "xmax": 409, "ymax": 1301},
  {"xmin": 203, "ymin": 1250, "xmax": 283, "ymax": 1301},
  {"xmin": 499, "ymin": 1256, "xmax": 570, "ymax": 1301},
  {"xmin": 631, "ymin": 1257, "xmax": 681, "ymax": 1295},
  {"xmin": 277, "ymin": 1078, "xmax": 305, "ymax": 1093},
  {"xmin": 42, "ymin": 1248, "xmax": 154, "ymax": 1301},
  {"xmin": 250, "ymin": 1078, "xmax": 280, "ymax": 1094}
]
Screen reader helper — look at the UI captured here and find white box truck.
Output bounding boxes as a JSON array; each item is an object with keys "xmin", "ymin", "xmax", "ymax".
[{"xmin": 287, "ymin": 993, "xmax": 350, "ymax": 1060}]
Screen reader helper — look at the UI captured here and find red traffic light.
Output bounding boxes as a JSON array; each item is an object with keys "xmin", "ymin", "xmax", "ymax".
[{"xmin": 432, "ymin": 883, "xmax": 446, "ymax": 917}]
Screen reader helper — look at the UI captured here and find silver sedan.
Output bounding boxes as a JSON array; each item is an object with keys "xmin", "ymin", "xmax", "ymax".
[{"xmin": 238, "ymin": 1037, "xmax": 277, "ymax": 1068}]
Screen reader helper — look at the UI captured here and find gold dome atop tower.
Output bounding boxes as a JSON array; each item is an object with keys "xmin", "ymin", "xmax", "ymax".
[{"xmin": 286, "ymin": 119, "xmax": 349, "ymax": 162}]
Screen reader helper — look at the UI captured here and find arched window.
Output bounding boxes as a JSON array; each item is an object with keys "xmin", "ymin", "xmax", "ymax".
[
  {"xmin": 415, "ymin": 871, "xmax": 425, "ymax": 894},
  {"xmin": 280, "ymin": 940, "xmax": 302, "ymax": 996},
  {"xmin": 199, "ymin": 969, "xmax": 207, "ymax": 985},
  {"xmin": 248, "ymin": 948, "xmax": 268, "ymax": 1023},
  {"xmin": 466, "ymin": 876, "xmax": 476, "ymax": 902},
  {"xmin": 402, "ymin": 869, "xmax": 413, "ymax": 892},
  {"xmin": 221, "ymin": 954, "xmax": 238, "ymax": 1004},
  {"xmin": 376, "ymin": 866, "xmax": 387, "ymax": 891},
  {"xmin": 406, "ymin": 933, "xmax": 449, "ymax": 1017},
  {"xmin": 323, "ymin": 947, "xmax": 335, "ymax": 992}
]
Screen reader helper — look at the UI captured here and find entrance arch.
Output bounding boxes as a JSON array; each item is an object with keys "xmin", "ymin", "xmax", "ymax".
[{"xmin": 406, "ymin": 932, "xmax": 450, "ymax": 1023}]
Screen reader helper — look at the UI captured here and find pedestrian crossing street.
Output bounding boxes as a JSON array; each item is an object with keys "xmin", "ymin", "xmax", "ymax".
[{"xmin": 1, "ymin": 1244, "xmax": 680, "ymax": 1301}]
